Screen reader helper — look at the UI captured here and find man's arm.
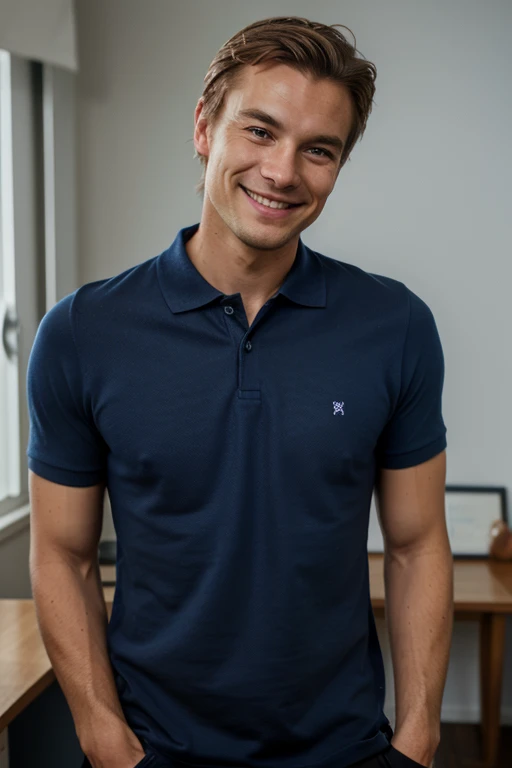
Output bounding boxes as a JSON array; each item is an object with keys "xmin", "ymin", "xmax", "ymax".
[
  {"xmin": 374, "ymin": 450, "xmax": 453, "ymax": 768},
  {"xmin": 29, "ymin": 470, "xmax": 146, "ymax": 768}
]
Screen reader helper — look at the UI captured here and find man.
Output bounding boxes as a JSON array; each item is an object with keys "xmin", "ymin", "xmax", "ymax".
[{"xmin": 26, "ymin": 16, "xmax": 453, "ymax": 768}]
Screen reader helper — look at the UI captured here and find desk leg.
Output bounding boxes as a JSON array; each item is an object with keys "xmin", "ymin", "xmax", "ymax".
[
  {"xmin": 479, "ymin": 613, "xmax": 506, "ymax": 767},
  {"xmin": 0, "ymin": 728, "xmax": 9, "ymax": 768}
]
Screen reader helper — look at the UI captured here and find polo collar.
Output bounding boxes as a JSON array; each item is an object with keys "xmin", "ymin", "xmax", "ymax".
[{"xmin": 157, "ymin": 223, "xmax": 326, "ymax": 314}]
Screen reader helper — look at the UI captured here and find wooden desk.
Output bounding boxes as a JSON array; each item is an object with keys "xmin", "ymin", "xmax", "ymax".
[{"xmin": 1, "ymin": 556, "xmax": 511, "ymax": 767}]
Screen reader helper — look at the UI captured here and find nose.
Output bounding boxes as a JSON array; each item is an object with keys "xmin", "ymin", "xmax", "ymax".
[{"xmin": 259, "ymin": 145, "xmax": 301, "ymax": 190}]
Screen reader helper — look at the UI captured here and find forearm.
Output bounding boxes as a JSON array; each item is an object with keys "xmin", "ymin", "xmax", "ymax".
[
  {"xmin": 30, "ymin": 554, "xmax": 128, "ymax": 751},
  {"xmin": 384, "ymin": 539, "xmax": 454, "ymax": 765}
]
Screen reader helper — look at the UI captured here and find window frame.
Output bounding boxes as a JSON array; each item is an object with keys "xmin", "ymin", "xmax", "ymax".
[{"xmin": 0, "ymin": 52, "xmax": 44, "ymax": 521}]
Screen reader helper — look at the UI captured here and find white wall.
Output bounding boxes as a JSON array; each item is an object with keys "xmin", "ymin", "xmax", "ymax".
[{"xmin": 75, "ymin": 0, "xmax": 512, "ymax": 724}]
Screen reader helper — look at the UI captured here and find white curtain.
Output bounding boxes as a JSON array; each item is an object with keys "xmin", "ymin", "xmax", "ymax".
[{"xmin": 0, "ymin": 0, "xmax": 77, "ymax": 71}]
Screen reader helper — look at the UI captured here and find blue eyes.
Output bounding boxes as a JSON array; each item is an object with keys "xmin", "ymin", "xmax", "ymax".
[{"xmin": 246, "ymin": 127, "xmax": 333, "ymax": 159}]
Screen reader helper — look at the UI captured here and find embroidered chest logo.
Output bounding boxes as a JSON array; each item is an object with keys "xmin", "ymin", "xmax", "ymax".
[{"xmin": 333, "ymin": 400, "xmax": 345, "ymax": 416}]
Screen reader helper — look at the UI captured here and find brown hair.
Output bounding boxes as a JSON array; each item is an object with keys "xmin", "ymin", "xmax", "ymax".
[{"xmin": 193, "ymin": 16, "xmax": 377, "ymax": 195}]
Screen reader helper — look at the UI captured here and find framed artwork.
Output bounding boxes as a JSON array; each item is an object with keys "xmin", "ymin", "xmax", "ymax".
[{"xmin": 445, "ymin": 485, "xmax": 508, "ymax": 558}]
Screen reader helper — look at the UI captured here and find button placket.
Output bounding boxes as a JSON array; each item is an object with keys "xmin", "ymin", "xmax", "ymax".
[{"xmin": 221, "ymin": 294, "xmax": 276, "ymax": 394}]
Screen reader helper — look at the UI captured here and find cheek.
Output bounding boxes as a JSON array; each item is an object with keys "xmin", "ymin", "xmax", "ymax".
[{"xmin": 306, "ymin": 175, "xmax": 335, "ymax": 201}]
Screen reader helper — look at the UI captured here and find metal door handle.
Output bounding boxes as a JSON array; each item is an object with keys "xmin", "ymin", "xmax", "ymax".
[{"xmin": 2, "ymin": 303, "xmax": 20, "ymax": 361}]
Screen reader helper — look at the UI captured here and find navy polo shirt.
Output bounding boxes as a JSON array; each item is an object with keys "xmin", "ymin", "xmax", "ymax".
[{"xmin": 26, "ymin": 223, "xmax": 447, "ymax": 768}]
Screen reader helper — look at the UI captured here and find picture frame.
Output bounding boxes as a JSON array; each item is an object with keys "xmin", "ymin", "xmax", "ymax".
[
  {"xmin": 367, "ymin": 485, "xmax": 509, "ymax": 559},
  {"xmin": 445, "ymin": 485, "xmax": 508, "ymax": 559}
]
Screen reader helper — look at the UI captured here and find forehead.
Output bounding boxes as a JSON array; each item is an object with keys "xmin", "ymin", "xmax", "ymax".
[{"xmin": 222, "ymin": 62, "xmax": 354, "ymax": 133}]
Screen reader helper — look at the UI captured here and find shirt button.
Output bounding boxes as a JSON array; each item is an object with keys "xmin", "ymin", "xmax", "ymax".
[
  {"xmin": 224, "ymin": 306, "xmax": 234, "ymax": 315},
  {"xmin": 245, "ymin": 341, "xmax": 252, "ymax": 351}
]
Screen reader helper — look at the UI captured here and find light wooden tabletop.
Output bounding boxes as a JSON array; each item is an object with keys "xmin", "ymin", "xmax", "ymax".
[
  {"xmin": 1, "ymin": 555, "xmax": 512, "ymax": 732},
  {"xmin": 368, "ymin": 554, "xmax": 512, "ymax": 612}
]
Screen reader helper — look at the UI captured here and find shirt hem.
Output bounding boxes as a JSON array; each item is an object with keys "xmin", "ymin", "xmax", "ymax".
[
  {"xmin": 150, "ymin": 729, "xmax": 391, "ymax": 768},
  {"xmin": 27, "ymin": 455, "xmax": 106, "ymax": 487},
  {"xmin": 378, "ymin": 433, "xmax": 447, "ymax": 470}
]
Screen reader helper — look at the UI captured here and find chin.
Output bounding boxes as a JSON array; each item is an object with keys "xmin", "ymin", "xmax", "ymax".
[{"xmin": 239, "ymin": 227, "xmax": 298, "ymax": 252}]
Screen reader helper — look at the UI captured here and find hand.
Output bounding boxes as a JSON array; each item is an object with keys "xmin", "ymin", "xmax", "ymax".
[{"xmin": 81, "ymin": 720, "xmax": 147, "ymax": 768}]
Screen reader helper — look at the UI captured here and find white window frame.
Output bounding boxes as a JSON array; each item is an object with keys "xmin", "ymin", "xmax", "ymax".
[
  {"xmin": 0, "ymin": 51, "xmax": 21, "ymax": 506},
  {"xmin": 0, "ymin": 52, "xmax": 41, "ymax": 531}
]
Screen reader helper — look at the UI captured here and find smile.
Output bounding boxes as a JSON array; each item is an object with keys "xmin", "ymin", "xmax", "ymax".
[{"xmin": 241, "ymin": 186, "xmax": 300, "ymax": 210}]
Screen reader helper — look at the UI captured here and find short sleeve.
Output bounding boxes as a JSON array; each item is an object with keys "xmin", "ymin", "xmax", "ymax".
[
  {"xmin": 26, "ymin": 292, "xmax": 108, "ymax": 486},
  {"xmin": 376, "ymin": 289, "xmax": 447, "ymax": 469}
]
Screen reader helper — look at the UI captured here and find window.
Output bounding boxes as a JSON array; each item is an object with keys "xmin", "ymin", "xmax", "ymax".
[
  {"xmin": 0, "ymin": 51, "xmax": 43, "ymax": 520},
  {"xmin": 0, "ymin": 50, "xmax": 21, "ymax": 505}
]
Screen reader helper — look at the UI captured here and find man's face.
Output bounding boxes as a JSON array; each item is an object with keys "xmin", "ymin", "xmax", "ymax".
[{"xmin": 193, "ymin": 62, "xmax": 354, "ymax": 252}]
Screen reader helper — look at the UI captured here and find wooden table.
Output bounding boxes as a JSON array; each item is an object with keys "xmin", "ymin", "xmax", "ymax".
[{"xmin": 1, "ymin": 556, "xmax": 511, "ymax": 767}]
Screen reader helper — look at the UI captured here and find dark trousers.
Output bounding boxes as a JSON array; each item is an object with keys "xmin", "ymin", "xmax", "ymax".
[
  {"xmin": 81, "ymin": 757, "xmax": 389, "ymax": 768},
  {"xmin": 81, "ymin": 751, "xmax": 426, "ymax": 768},
  {"xmin": 81, "ymin": 726, "xmax": 426, "ymax": 768}
]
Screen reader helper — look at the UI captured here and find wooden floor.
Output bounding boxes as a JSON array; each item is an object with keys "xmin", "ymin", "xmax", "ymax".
[{"xmin": 433, "ymin": 722, "xmax": 512, "ymax": 767}]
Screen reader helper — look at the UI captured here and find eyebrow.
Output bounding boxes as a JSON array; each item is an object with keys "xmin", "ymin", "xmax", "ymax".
[{"xmin": 237, "ymin": 108, "xmax": 345, "ymax": 153}]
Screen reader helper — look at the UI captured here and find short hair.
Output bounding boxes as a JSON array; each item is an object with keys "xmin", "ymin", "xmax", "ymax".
[{"xmin": 193, "ymin": 16, "xmax": 377, "ymax": 195}]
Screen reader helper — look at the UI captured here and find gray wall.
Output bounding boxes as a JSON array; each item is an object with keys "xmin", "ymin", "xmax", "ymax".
[{"xmin": 75, "ymin": 0, "xmax": 512, "ymax": 725}]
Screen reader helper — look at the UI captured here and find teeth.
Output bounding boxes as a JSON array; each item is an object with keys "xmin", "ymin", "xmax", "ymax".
[{"xmin": 245, "ymin": 188, "xmax": 292, "ymax": 209}]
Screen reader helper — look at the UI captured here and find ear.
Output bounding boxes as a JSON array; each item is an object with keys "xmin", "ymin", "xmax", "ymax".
[{"xmin": 193, "ymin": 98, "xmax": 210, "ymax": 160}]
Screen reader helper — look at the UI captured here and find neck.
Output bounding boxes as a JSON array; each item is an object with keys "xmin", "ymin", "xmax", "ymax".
[{"xmin": 185, "ymin": 206, "xmax": 299, "ymax": 305}]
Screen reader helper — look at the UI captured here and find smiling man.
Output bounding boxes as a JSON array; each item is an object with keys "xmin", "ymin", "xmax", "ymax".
[
  {"xmin": 26, "ymin": 16, "xmax": 453, "ymax": 768},
  {"xmin": 185, "ymin": 61, "xmax": 354, "ymax": 321}
]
